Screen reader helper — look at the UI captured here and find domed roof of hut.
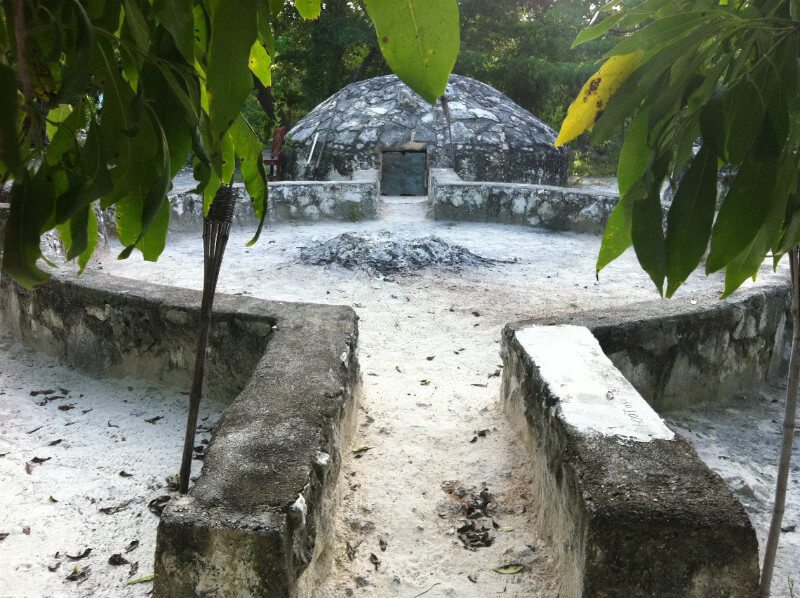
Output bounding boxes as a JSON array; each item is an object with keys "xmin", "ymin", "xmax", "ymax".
[{"xmin": 285, "ymin": 75, "xmax": 567, "ymax": 192}]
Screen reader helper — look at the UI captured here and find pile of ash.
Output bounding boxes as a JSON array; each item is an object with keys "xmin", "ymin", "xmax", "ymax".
[{"xmin": 299, "ymin": 233, "xmax": 498, "ymax": 275}]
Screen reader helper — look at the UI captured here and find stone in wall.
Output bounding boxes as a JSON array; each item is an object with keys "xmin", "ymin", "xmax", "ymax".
[{"xmin": 430, "ymin": 169, "xmax": 618, "ymax": 235}]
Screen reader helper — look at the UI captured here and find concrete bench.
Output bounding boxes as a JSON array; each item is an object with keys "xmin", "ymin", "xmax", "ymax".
[
  {"xmin": 501, "ymin": 324, "xmax": 759, "ymax": 597},
  {"xmin": 0, "ymin": 270, "xmax": 360, "ymax": 597}
]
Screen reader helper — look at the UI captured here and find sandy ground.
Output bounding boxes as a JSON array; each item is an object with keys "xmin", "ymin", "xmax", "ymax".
[
  {"xmin": 1, "ymin": 196, "xmax": 797, "ymax": 596},
  {"xmin": 0, "ymin": 335, "xmax": 222, "ymax": 598},
  {"xmin": 666, "ymin": 382, "xmax": 800, "ymax": 596}
]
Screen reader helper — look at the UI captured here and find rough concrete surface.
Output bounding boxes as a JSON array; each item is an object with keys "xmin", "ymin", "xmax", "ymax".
[
  {"xmin": 502, "ymin": 324, "xmax": 760, "ymax": 597},
  {"xmin": 519, "ymin": 284, "xmax": 791, "ymax": 411},
  {"xmin": 155, "ymin": 297, "xmax": 359, "ymax": 597},
  {"xmin": 0, "ymin": 271, "xmax": 270, "ymax": 403}
]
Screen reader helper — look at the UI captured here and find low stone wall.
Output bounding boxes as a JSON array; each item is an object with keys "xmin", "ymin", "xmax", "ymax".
[
  {"xmin": 429, "ymin": 169, "xmax": 619, "ymax": 234},
  {"xmin": 269, "ymin": 169, "xmax": 380, "ymax": 222},
  {"xmin": 0, "ymin": 270, "xmax": 360, "ymax": 596},
  {"xmin": 0, "ymin": 271, "xmax": 269, "ymax": 402},
  {"xmin": 501, "ymin": 324, "xmax": 760, "ymax": 596},
  {"xmin": 167, "ymin": 169, "xmax": 380, "ymax": 231},
  {"xmin": 527, "ymin": 284, "xmax": 790, "ymax": 411}
]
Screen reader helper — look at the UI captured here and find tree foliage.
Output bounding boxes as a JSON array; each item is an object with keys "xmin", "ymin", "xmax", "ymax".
[
  {"xmin": 0, "ymin": 0, "xmax": 459, "ymax": 287},
  {"xmin": 558, "ymin": 0, "xmax": 800, "ymax": 298}
]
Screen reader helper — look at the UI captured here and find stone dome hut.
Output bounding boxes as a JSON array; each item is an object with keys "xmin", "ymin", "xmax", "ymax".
[{"xmin": 285, "ymin": 75, "xmax": 567, "ymax": 195}]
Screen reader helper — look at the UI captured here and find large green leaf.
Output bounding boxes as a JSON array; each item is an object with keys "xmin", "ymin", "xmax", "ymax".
[
  {"xmin": 0, "ymin": 63, "xmax": 22, "ymax": 177},
  {"xmin": 706, "ymin": 155, "xmax": 779, "ymax": 273},
  {"xmin": 617, "ymin": 108, "xmax": 650, "ymax": 197},
  {"xmin": 724, "ymin": 78, "xmax": 763, "ymax": 165},
  {"xmin": 364, "ymin": 0, "xmax": 460, "ymax": 104},
  {"xmin": 206, "ymin": 0, "xmax": 258, "ymax": 144},
  {"xmin": 54, "ymin": 0, "xmax": 94, "ymax": 103},
  {"xmin": 722, "ymin": 182, "xmax": 788, "ymax": 298},
  {"xmin": 597, "ymin": 184, "xmax": 641, "ymax": 274},
  {"xmin": 2, "ymin": 172, "xmax": 56, "ymax": 287},
  {"xmin": 631, "ymin": 176, "xmax": 666, "ymax": 294},
  {"xmin": 154, "ymin": 0, "xmax": 194, "ymax": 63},
  {"xmin": 699, "ymin": 88, "xmax": 727, "ymax": 159},
  {"xmin": 57, "ymin": 205, "xmax": 98, "ymax": 272},
  {"xmin": 248, "ymin": 42, "xmax": 272, "ymax": 88},
  {"xmin": 664, "ymin": 146, "xmax": 717, "ymax": 297},
  {"xmin": 229, "ymin": 115, "xmax": 268, "ymax": 245}
]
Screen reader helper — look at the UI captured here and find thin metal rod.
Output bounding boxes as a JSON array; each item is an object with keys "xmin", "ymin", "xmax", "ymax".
[
  {"xmin": 759, "ymin": 245, "xmax": 800, "ymax": 595},
  {"xmin": 179, "ymin": 186, "xmax": 235, "ymax": 494}
]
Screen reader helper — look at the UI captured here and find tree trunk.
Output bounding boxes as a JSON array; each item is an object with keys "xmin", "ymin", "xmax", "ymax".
[
  {"xmin": 350, "ymin": 46, "xmax": 378, "ymax": 84},
  {"xmin": 252, "ymin": 74, "xmax": 277, "ymax": 125},
  {"xmin": 759, "ymin": 245, "xmax": 800, "ymax": 596}
]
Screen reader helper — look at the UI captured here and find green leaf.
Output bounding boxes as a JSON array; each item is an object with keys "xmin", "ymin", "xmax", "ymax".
[
  {"xmin": 0, "ymin": 63, "xmax": 22, "ymax": 177},
  {"xmin": 631, "ymin": 175, "xmax": 666, "ymax": 295},
  {"xmin": 230, "ymin": 116, "xmax": 268, "ymax": 245},
  {"xmin": 54, "ymin": 0, "xmax": 94, "ymax": 103},
  {"xmin": 46, "ymin": 105, "xmax": 74, "ymax": 142},
  {"xmin": 2, "ymin": 173, "xmax": 56, "ymax": 287},
  {"xmin": 706, "ymin": 156, "xmax": 780, "ymax": 273},
  {"xmin": 364, "ymin": 0, "xmax": 460, "ymax": 104},
  {"xmin": 248, "ymin": 42, "xmax": 272, "ymax": 88},
  {"xmin": 597, "ymin": 185, "xmax": 641, "ymax": 274},
  {"xmin": 136, "ymin": 199, "xmax": 169, "ymax": 261},
  {"xmin": 572, "ymin": 13, "xmax": 624, "ymax": 48},
  {"xmin": 664, "ymin": 146, "xmax": 717, "ymax": 297},
  {"xmin": 722, "ymin": 183, "xmax": 788, "ymax": 298},
  {"xmin": 122, "ymin": 0, "xmax": 151, "ymax": 54},
  {"xmin": 154, "ymin": 0, "xmax": 195, "ymax": 63},
  {"xmin": 608, "ymin": 12, "xmax": 720, "ymax": 57},
  {"xmin": 617, "ymin": 108, "xmax": 650, "ymax": 197},
  {"xmin": 57, "ymin": 206, "xmax": 98, "ymax": 273},
  {"xmin": 206, "ymin": 0, "xmax": 259, "ymax": 143},
  {"xmin": 699, "ymin": 88, "xmax": 726, "ymax": 159},
  {"xmin": 294, "ymin": 0, "xmax": 321, "ymax": 19},
  {"xmin": 724, "ymin": 78, "xmax": 763, "ymax": 165}
]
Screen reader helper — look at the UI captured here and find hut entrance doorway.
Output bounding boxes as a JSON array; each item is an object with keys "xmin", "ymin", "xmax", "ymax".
[{"xmin": 381, "ymin": 151, "xmax": 427, "ymax": 196}]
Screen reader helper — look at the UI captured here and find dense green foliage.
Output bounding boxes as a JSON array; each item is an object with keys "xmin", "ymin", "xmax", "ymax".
[
  {"xmin": 247, "ymin": 0, "xmax": 617, "ymax": 174},
  {"xmin": 561, "ymin": 0, "xmax": 800, "ymax": 299},
  {"xmin": 0, "ymin": 0, "xmax": 459, "ymax": 286}
]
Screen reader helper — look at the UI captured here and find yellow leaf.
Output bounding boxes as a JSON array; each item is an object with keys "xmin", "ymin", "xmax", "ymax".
[
  {"xmin": 127, "ymin": 573, "xmax": 154, "ymax": 585},
  {"xmin": 493, "ymin": 564, "xmax": 525, "ymax": 574},
  {"xmin": 352, "ymin": 445, "xmax": 373, "ymax": 454},
  {"xmin": 555, "ymin": 52, "xmax": 642, "ymax": 147},
  {"xmin": 248, "ymin": 42, "xmax": 272, "ymax": 88}
]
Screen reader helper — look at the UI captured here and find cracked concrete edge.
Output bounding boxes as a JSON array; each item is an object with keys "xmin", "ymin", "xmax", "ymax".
[
  {"xmin": 0, "ymin": 267, "xmax": 361, "ymax": 596},
  {"xmin": 505, "ymin": 282, "xmax": 791, "ymax": 411},
  {"xmin": 501, "ymin": 324, "xmax": 761, "ymax": 597}
]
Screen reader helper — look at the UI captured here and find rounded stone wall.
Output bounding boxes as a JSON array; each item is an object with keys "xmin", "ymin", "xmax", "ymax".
[{"xmin": 285, "ymin": 75, "xmax": 567, "ymax": 186}]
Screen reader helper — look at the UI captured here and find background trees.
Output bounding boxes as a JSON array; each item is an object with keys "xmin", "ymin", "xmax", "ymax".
[{"xmin": 0, "ymin": 0, "xmax": 459, "ymax": 284}]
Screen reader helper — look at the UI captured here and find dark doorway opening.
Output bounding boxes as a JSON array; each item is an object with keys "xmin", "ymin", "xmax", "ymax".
[{"xmin": 381, "ymin": 151, "xmax": 427, "ymax": 196}]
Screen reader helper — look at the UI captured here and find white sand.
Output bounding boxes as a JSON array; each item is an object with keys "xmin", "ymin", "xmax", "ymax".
[
  {"xmin": 1, "ymin": 201, "xmax": 797, "ymax": 596},
  {"xmin": 0, "ymin": 335, "xmax": 221, "ymax": 598}
]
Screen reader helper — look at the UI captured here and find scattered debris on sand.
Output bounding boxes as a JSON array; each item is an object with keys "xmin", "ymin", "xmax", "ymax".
[{"xmin": 299, "ymin": 233, "xmax": 499, "ymax": 275}]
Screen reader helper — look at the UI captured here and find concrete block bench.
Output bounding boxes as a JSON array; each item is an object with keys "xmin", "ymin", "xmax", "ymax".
[
  {"xmin": 0, "ymin": 270, "xmax": 360, "ymax": 597},
  {"xmin": 501, "ymin": 324, "xmax": 760, "ymax": 597}
]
